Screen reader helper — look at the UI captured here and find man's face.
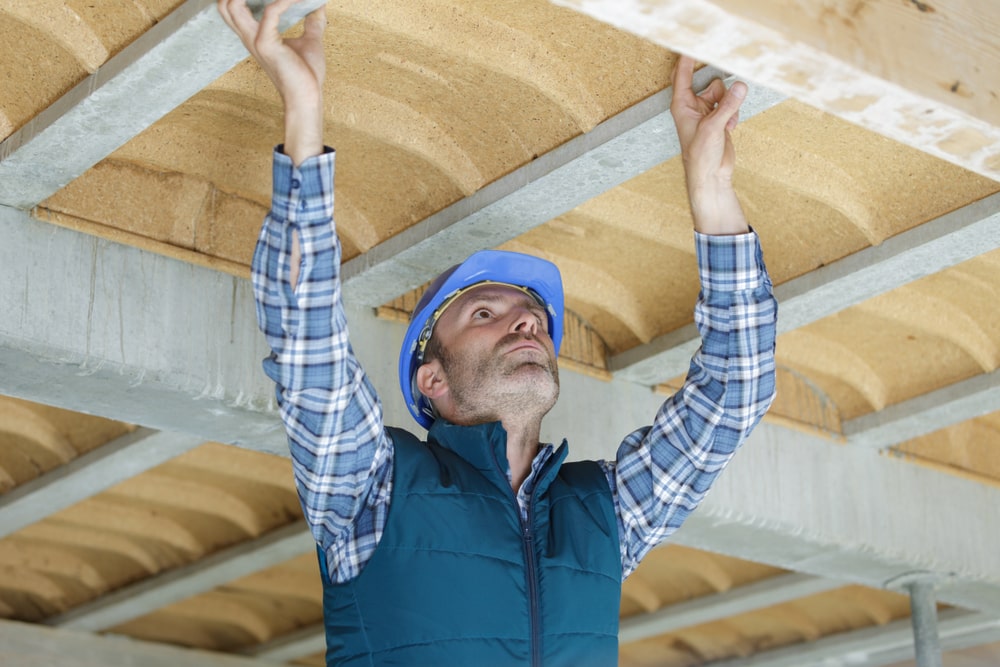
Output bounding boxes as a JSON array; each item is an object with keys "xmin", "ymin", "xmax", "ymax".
[{"xmin": 421, "ymin": 284, "xmax": 560, "ymax": 425}]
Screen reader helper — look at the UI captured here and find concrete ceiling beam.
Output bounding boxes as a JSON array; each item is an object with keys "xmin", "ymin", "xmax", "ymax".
[
  {"xmin": 340, "ymin": 69, "xmax": 785, "ymax": 307},
  {"xmin": 46, "ymin": 522, "xmax": 314, "ymax": 632},
  {"xmin": 709, "ymin": 609, "xmax": 1000, "ymax": 667},
  {"xmin": 845, "ymin": 368, "xmax": 1000, "ymax": 449},
  {"xmin": 0, "ymin": 204, "xmax": 290, "ymax": 455},
  {"xmin": 611, "ymin": 191, "xmax": 1000, "ymax": 385},
  {"xmin": 550, "ymin": 0, "xmax": 1000, "ymax": 182},
  {"xmin": 619, "ymin": 572, "xmax": 841, "ymax": 644},
  {"xmin": 0, "ymin": 428, "xmax": 203, "ymax": 539},
  {"xmin": 0, "ymin": 0, "xmax": 325, "ymax": 210},
  {"xmin": 672, "ymin": 421, "xmax": 1000, "ymax": 616},
  {"xmin": 243, "ymin": 623, "xmax": 325, "ymax": 662},
  {"xmin": 3, "ymin": 207, "xmax": 999, "ymax": 617},
  {"xmin": 0, "ymin": 619, "xmax": 273, "ymax": 667}
]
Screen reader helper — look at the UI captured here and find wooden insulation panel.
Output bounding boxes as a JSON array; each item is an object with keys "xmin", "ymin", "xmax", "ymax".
[
  {"xmin": 780, "ymin": 249, "xmax": 1000, "ymax": 423},
  {"xmin": 108, "ymin": 553, "xmax": 323, "ymax": 652},
  {"xmin": 621, "ymin": 546, "xmax": 787, "ymax": 617},
  {"xmin": 0, "ymin": 1, "xmax": 175, "ymax": 138},
  {"xmin": 0, "ymin": 397, "xmax": 134, "ymax": 494},
  {"xmin": 0, "ymin": 441, "xmax": 301, "ymax": 623},
  {"xmin": 894, "ymin": 411, "xmax": 1000, "ymax": 487},
  {"xmin": 619, "ymin": 585, "xmax": 913, "ymax": 667},
  {"xmin": 36, "ymin": 0, "xmax": 671, "ymax": 273}
]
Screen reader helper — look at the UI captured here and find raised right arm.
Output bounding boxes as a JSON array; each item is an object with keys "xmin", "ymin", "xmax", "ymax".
[{"xmin": 221, "ymin": 0, "xmax": 394, "ymax": 583}]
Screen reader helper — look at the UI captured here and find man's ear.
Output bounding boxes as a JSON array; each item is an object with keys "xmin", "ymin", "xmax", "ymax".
[{"xmin": 415, "ymin": 359, "xmax": 449, "ymax": 401}]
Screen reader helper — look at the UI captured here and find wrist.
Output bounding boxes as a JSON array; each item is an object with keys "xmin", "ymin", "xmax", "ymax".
[
  {"xmin": 688, "ymin": 182, "xmax": 749, "ymax": 235},
  {"xmin": 282, "ymin": 100, "xmax": 325, "ymax": 166}
]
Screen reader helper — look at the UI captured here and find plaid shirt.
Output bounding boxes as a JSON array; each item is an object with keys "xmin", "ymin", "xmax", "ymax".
[{"xmin": 253, "ymin": 149, "xmax": 777, "ymax": 584}]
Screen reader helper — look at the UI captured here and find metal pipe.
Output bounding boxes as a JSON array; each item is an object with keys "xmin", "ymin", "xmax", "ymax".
[{"xmin": 906, "ymin": 578, "xmax": 943, "ymax": 667}]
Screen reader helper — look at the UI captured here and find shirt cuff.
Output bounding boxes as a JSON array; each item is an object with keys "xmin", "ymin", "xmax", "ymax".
[
  {"xmin": 270, "ymin": 146, "xmax": 336, "ymax": 225},
  {"xmin": 694, "ymin": 229, "xmax": 766, "ymax": 293}
]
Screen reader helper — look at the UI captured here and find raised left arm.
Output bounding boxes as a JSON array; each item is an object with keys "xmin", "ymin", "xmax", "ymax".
[{"xmin": 604, "ymin": 56, "xmax": 777, "ymax": 579}]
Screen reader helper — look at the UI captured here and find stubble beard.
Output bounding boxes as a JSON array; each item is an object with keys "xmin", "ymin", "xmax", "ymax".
[{"xmin": 440, "ymin": 333, "xmax": 560, "ymax": 424}]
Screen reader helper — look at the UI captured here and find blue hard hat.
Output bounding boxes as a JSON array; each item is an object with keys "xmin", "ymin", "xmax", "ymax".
[{"xmin": 398, "ymin": 250, "xmax": 564, "ymax": 429}]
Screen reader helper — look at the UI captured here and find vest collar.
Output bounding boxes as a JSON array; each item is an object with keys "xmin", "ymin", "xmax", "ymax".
[
  {"xmin": 427, "ymin": 420, "xmax": 570, "ymax": 495},
  {"xmin": 428, "ymin": 419, "xmax": 509, "ymax": 475}
]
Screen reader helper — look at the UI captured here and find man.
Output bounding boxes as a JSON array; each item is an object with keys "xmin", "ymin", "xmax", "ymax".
[{"xmin": 219, "ymin": 0, "xmax": 777, "ymax": 665}]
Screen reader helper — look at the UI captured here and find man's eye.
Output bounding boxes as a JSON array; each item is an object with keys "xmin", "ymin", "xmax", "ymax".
[{"xmin": 473, "ymin": 308, "xmax": 492, "ymax": 319}]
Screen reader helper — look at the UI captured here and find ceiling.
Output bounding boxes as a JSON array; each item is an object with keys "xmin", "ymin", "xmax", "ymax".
[{"xmin": 1, "ymin": 1, "xmax": 999, "ymax": 665}]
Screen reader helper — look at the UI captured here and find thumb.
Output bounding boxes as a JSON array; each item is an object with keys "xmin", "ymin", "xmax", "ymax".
[{"xmin": 710, "ymin": 81, "xmax": 747, "ymax": 131}]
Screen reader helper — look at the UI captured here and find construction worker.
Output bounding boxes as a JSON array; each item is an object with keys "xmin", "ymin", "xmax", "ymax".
[{"xmin": 218, "ymin": 0, "xmax": 777, "ymax": 664}]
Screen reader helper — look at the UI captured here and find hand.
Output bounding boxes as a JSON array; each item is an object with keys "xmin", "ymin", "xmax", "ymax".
[
  {"xmin": 670, "ymin": 55, "xmax": 749, "ymax": 235},
  {"xmin": 218, "ymin": 0, "xmax": 328, "ymax": 164}
]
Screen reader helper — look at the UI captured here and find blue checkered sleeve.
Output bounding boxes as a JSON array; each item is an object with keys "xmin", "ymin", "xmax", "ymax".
[
  {"xmin": 605, "ymin": 230, "xmax": 777, "ymax": 579},
  {"xmin": 251, "ymin": 148, "xmax": 393, "ymax": 584}
]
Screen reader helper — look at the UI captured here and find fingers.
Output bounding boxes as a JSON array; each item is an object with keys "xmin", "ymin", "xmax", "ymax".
[
  {"xmin": 256, "ymin": 0, "xmax": 298, "ymax": 50},
  {"xmin": 302, "ymin": 3, "xmax": 328, "ymax": 38},
  {"xmin": 710, "ymin": 80, "xmax": 746, "ymax": 132},
  {"xmin": 695, "ymin": 77, "xmax": 746, "ymax": 125},
  {"xmin": 696, "ymin": 78, "xmax": 727, "ymax": 108},
  {"xmin": 671, "ymin": 54, "xmax": 695, "ymax": 95},
  {"xmin": 219, "ymin": 0, "xmax": 305, "ymax": 57},
  {"xmin": 218, "ymin": 0, "xmax": 256, "ymax": 44},
  {"xmin": 692, "ymin": 77, "xmax": 746, "ymax": 134}
]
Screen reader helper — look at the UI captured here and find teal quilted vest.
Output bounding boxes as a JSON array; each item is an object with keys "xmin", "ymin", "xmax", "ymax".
[{"xmin": 318, "ymin": 420, "xmax": 622, "ymax": 666}]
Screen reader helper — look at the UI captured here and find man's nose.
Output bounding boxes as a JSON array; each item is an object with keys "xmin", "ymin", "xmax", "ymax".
[{"xmin": 511, "ymin": 308, "xmax": 539, "ymax": 336}]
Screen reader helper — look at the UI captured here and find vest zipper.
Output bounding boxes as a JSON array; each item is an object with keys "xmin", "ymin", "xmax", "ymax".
[
  {"xmin": 521, "ymin": 501, "xmax": 541, "ymax": 667},
  {"xmin": 494, "ymin": 448, "xmax": 543, "ymax": 667},
  {"xmin": 492, "ymin": 436, "xmax": 542, "ymax": 667}
]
